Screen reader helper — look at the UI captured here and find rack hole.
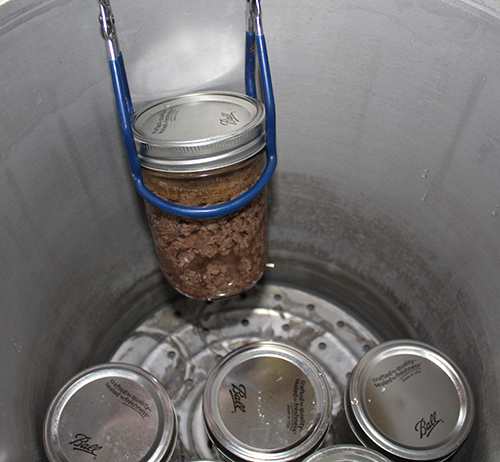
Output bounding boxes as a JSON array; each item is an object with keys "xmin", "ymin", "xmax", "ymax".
[
  {"xmin": 274, "ymin": 294, "xmax": 282, "ymax": 301},
  {"xmin": 337, "ymin": 320, "xmax": 345, "ymax": 328},
  {"xmin": 363, "ymin": 344, "xmax": 371, "ymax": 352},
  {"xmin": 282, "ymin": 324, "xmax": 290, "ymax": 332},
  {"xmin": 167, "ymin": 351, "xmax": 176, "ymax": 359},
  {"xmin": 318, "ymin": 342, "xmax": 327, "ymax": 350},
  {"xmin": 241, "ymin": 319, "xmax": 250, "ymax": 327},
  {"xmin": 307, "ymin": 304, "xmax": 315, "ymax": 311}
]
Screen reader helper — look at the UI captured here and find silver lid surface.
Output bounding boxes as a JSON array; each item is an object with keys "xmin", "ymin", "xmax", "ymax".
[
  {"xmin": 133, "ymin": 91, "xmax": 266, "ymax": 173},
  {"xmin": 203, "ymin": 341, "xmax": 332, "ymax": 462},
  {"xmin": 44, "ymin": 363, "xmax": 177, "ymax": 462},
  {"xmin": 348, "ymin": 340, "xmax": 474, "ymax": 461},
  {"xmin": 303, "ymin": 445, "xmax": 392, "ymax": 462}
]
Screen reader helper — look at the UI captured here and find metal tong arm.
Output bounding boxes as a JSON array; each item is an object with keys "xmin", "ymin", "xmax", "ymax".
[{"xmin": 97, "ymin": 0, "xmax": 276, "ymax": 220}]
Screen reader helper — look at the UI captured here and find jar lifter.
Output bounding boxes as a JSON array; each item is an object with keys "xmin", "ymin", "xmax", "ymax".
[{"xmin": 97, "ymin": 0, "xmax": 277, "ymax": 220}]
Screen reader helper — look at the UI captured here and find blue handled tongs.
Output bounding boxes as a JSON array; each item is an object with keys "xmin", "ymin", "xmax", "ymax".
[{"xmin": 97, "ymin": 0, "xmax": 277, "ymax": 220}]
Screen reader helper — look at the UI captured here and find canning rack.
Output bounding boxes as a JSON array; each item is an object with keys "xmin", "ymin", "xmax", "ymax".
[{"xmin": 97, "ymin": 0, "xmax": 277, "ymax": 220}]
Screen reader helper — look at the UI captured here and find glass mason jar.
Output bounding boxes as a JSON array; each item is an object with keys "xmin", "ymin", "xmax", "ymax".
[
  {"xmin": 133, "ymin": 92, "xmax": 268, "ymax": 300},
  {"xmin": 203, "ymin": 342, "xmax": 332, "ymax": 462}
]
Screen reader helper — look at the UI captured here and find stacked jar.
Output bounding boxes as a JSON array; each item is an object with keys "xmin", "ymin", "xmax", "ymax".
[
  {"xmin": 344, "ymin": 340, "xmax": 475, "ymax": 461},
  {"xmin": 133, "ymin": 92, "xmax": 268, "ymax": 300},
  {"xmin": 202, "ymin": 342, "xmax": 332, "ymax": 462},
  {"xmin": 43, "ymin": 340, "xmax": 476, "ymax": 462},
  {"xmin": 43, "ymin": 364, "xmax": 178, "ymax": 462}
]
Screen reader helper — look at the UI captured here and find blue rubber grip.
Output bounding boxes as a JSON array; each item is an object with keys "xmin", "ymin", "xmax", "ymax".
[
  {"xmin": 256, "ymin": 33, "xmax": 277, "ymax": 176},
  {"xmin": 245, "ymin": 31, "xmax": 257, "ymax": 98},
  {"xmin": 116, "ymin": 54, "xmax": 133, "ymax": 119},
  {"xmin": 109, "ymin": 34, "xmax": 276, "ymax": 220},
  {"xmin": 109, "ymin": 57, "xmax": 142, "ymax": 182}
]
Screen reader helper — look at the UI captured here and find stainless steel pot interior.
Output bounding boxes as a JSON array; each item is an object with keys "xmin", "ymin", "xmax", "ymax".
[{"xmin": 1, "ymin": 1, "xmax": 499, "ymax": 461}]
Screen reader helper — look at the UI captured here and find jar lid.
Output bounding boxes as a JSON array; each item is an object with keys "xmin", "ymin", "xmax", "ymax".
[
  {"xmin": 203, "ymin": 341, "xmax": 332, "ymax": 462},
  {"xmin": 43, "ymin": 363, "xmax": 177, "ymax": 462},
  {"xmin": 133, "ymin": 91, "xmax": 266, "ymax": 173},
  {"xmin": 303, "ymin": 445, "xmax": 393, "ymax": 462},
  {"xmin": 348, "ymin": 340, "xmax": 474, "ymax": 461},
  {"xmin": 344, "ymin": 380, "xmax": 458, "ymax": 462}
]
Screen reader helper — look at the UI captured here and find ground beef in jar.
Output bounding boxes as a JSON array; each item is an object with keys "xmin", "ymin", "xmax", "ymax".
[{"xmin": 143, "ymin": 153, "xmax": 267, "ymax": 300}]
